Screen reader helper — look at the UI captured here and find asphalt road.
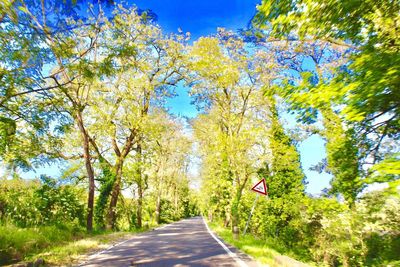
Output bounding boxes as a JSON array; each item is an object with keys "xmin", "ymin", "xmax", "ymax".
[{"xmin": 79, "ymin": 216, "xmax": 259, "ymax": 267}]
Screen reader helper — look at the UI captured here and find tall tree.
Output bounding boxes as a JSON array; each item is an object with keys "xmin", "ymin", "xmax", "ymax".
[
  {"xmin": 255, "ymin": 0, "xmax": 400, "ymax": 194},
  {"xmin": 0, "ymin": 0, "xmax": 108, "ymax": 231},
  {"xmin": 254, "ymin": 95, "xmax": 306, "ymax": 240},
  {"xmin": 190, "ymin": 30, "xmax": 272, "ymax": 235},
  {"xmin": 76, "ymin": 8, "xmax": 187, "ymax": 229},
  {"xmin": 142, "ymin": 110, "xmax": 191, "ymax": 224}
]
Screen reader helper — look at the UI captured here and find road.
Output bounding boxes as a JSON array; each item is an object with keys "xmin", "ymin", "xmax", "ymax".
[{"xmin": 79, "ymin": 216, "xmax": 259, "ymax": 267}]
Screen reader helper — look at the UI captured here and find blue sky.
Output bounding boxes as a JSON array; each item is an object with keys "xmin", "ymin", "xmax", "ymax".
[
  {"xmin": 131, "ymin": 0, "xmax": 260, "ymax": 40},
  {"xmin": 17, "ymin": 0, "xmax": 332, "ymax": 195}
]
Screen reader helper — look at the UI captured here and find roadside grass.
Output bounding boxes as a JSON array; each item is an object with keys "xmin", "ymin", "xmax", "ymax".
[
  {"xmin": 0, "ymin": 223, "xmax": 153, "ymax": 266},
  {"xmin": 208, "ymin": 221, "xmax": 315, "ymax": 267},
  {"xmin": 0, "ymin": 223, "xmax": 84, "ymax": 265},
  {"xmin": 22, "ymin": 231, "xmax": 139, "ymax": 266}
]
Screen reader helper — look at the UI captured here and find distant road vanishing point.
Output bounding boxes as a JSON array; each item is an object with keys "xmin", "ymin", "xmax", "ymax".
[{"xmin": 79, "ymin": 217, "xmax": 259, "ymax": 267}]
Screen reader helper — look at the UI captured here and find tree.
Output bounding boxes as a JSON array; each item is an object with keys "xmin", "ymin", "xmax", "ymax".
[
  {"xmin": 0, "ymin": 0, "xmax": 192, "ymax": 232},
  {"xmin": 141, "ymin": 111, "xmax": 191, "ymax": 224},
  {"xmin": 241, "ymin": 24, "xmax": 366, "ymax": 204},
  {"xmin": 277, "ymin": 45, "xmax": 361, "ymax": 205},
  {"xmin": 76, "ymin": 8, "xmax": 187, "ymax": 229},
  {"xmin": 0, "ymin": 0, "xmax": 107, "ymax": 231},
  {"xmin": 255, "ymin": 0, "xmax": 399, "ymax": 130},
  {"xmin": 190, "ymin": 29, "xmax": 272, "ymax": 236},
  {"xmin": 255, "ymin": 0, "xmax": 400, "ymax": 195},
  {"xmin": 256, "ymin": 95, "xmax": 306, "ymax": 239}
]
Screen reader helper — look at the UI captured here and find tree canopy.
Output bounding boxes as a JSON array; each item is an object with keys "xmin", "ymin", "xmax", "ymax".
[{"xmin": 0, "ymin": 1, "xmax": 399, "ymax": 266}]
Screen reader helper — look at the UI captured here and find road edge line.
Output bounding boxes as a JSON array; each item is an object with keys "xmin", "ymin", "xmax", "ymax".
[
  {"xmin": 202, "ymin": 217, "xmax": 248, "ymax": 267},
  {"xmin": 78, "ymin": 223, "xmax": 172, "ymax": 266}
]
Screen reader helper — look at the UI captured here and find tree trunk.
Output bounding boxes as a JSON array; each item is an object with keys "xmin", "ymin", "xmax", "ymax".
[
  {"xmin": 106, "ymin": 160, "xmax": 123, "ymax": 230},
  {"xmin": 231, "ymin": 202, "xmax": 239, "ymax": 237},
  {"xmin": 174, "ymin": 184, "xmax": 178, "ymax": 219},
  {"xmin": 136, "ymin": 141, "xmax": 143, "ymax": 228},
  {"xmin": 323, "ymin": 252, "xmax": 331, "ymax": 266},
  {"xmin": 231, "ymin": 185, "xmax": 243, "ymax": 239},
  {"xmin": 137, "ymin": 184, "xmax": 143, "ymax": 228},
  {"xmin": 342, "ymin": 255, "xmax": 349, "ymax": 267},
  {"xmin": 76, "ymin": 111, "xmax": 95, "ymax": 232},
  {"xmin": 224, "ymin": 213, "xmax": 230, "ymax": 228},
  {"xmin": 156, "ymin": 191, "xmax": 161, "ymax": 224},
  {"xmin": 155, "ymin": 174, "xmax": 163, "ymax": 224},
  {"xmin": 95, "ymin": 159, "xmax": 116, "ymax": 230}
]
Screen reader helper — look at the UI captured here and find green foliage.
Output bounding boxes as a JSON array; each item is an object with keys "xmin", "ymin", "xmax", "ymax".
[
  {"xmin": 208, "ymin": 220, "xmax": 312, "ymax": 266},
  {"xmin": 321, "ymin": 107, "xmax": 361, "ymax": 205},
  {"xmin": 0, "ymin": 178, "xmax": 41, "ymax": 226},
  {"xmin": 35, "ymin": 175, "xmax": 85, "ymax": 226},
  {"xmin": 182, "ymin": 192, "xmax": 200, "ymax": 218},
  {"xmin": 158, "ymin": 199, "xmax": 175, "ymax": 224},
  {"xmin": 266, "ymin": 99, "xmax": 305, "ymax": 197},
  {"xmin": 301, "ymin": 193, "xmax": 400, "ymax": 266},
  {"xmin": 0, "ymin": 222, "xmax": 85, "ymax": 264},
  {"xmin": 0, "ymin": 2, "xmax": 398, "ymax": 267},
  {"xmin": 0, "ymin": 117, "xmax": 16, "ymax": 155},
  {"xmin": 94, "ymin": 162, "xmax": 116, "ymax": 230},
  {"xmin": 234, "ymin": 191, "xmax": 400, "ymax": 266},
  {"xmin": 246, "ymin": 97, "xmax": 307, "ymax": 247},
  {"xmin": 368, "ymin": 154, "xmax": 400, "ymax": 186},
  {"xmin": 191, "ymin": 31, "xmax": 275, "ymax": 233},
  {"xmin": 255, "ymin": 0, "xmax": 400, "ymax": 193},
  {"xmin": 0, "ymin": 177, "xmax": 85, "ymax": 227}
]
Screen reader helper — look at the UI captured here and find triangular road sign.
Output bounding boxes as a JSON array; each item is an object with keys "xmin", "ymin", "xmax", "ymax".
[{"xmin": 251, "ymin": 178, "xmax": 267, "ymax": 195}]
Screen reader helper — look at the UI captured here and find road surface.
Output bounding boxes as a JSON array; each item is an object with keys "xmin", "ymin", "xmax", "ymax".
[{"xmin": 79, "ymin": 216, "xmax": 259, "ymax": 267}]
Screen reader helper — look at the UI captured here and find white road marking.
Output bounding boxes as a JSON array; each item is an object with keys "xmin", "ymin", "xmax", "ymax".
[
  {"xmin": 79, "ymin": 223, "xmax": 172, "ymax": 266},
  {"xmin": 80, "ymin": 218, "xmax": 252, "ymax": 267},
  {"xmin": 202, "ymin": 217, "xmax": 248, "ymax": 267},
  {"xmin": 157, "ymin": 233, "xmax": 180, "ymax": 236},
  {"xmin": 78, "ymin": 223, "xmax": 177, "ymax": 266}
]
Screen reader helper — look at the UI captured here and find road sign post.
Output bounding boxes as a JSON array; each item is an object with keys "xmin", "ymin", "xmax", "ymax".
[
  {"xmin": 243, "ymin": 194, "xmax": 259, "ymax": 235},
  {"xmin": 243, "ymin": 178, "xmax": 268, "ymax": 235}
]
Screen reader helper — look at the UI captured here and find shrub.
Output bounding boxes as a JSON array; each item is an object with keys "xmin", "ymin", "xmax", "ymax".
[{"xmin": 0, "ymin": 176, "xmax": 85, "ymax": 227}]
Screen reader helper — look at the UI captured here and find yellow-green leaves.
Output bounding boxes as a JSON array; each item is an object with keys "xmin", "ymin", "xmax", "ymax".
[{"xmin": 190, "ymin": 37, "xmax": 240, "ymax": 89}]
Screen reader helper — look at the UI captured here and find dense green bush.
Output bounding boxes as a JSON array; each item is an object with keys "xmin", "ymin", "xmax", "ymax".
[
  {"xmin": 159, "ymin": 199, "xmax": 175, "ymax": 223},
  {"xmin": 0, "ymin": 177, "xmax": 86, "ymax": 264},
  {"xmin": 298, "ymin": 192, "xmax": 400, "ymax": 266},
  {"xmin": 293, "ymin": 192, "xmax": 399, "ymax": 266},
  {"xmin": 211, "ymin": 188, "xmax": 400, "ymax": 266},
  {"xmin": 0, "ymin": 177, "xmax": 85, "ymax": 227},
  {"xmin": 113, "ymin": 188, "xmax": 200, "ymax": 231},
  {"xmin": 0, "ymin": 178, "xmax": 39, "ymax": 226},
  {"xmin": 182, "ymin": 193, "xmax": 200, "ymax": 218}
]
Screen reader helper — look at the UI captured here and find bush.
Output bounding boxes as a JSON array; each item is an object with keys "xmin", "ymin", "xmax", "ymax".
[
  {"xmin": 0, "ymin": 176, "xmax": 85, "ymax": 227},
  {"xmin": 159, "ymin": 199, "xmax": 175, "ymax": 223},
  {"xmin": 235, "ymin": 190, "xmax": 400, "ymax": 266},
  {"xmin": 305, "ymin": 192, "xmax": 400, "ymax": 266},
  {"xmin": 0, "ymin": 178, "xmax": 41, "ymax": 226}
]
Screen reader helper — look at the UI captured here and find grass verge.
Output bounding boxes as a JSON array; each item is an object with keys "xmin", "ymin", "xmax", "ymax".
[
  {"xmin": 21, "ymin": 231, "xmax": 140, "ymax": 266},
  {"xmin": 207, "ymin": 221, "xmax": 315, "ymax": 267},
  {"xmin": 0, "ymin": 223, "xmax": 153, "ymax": 266}
]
